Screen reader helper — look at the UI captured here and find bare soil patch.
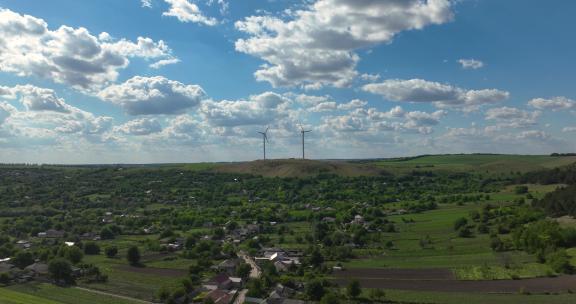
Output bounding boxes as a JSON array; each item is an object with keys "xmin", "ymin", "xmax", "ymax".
[
  {"xmin": 334, "ymin": 268, "xmax": 576, "ymax": 293},
  {"xmin": 116, "ymin": 265, "xmax": 188, "ymax": 277},
  {"xmin": 336, "ymin": 268, "xmax": 455, "ymax": 280}
]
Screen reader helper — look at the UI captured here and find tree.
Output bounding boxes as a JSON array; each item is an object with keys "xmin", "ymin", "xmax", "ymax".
[
  {"xmin": 320, "ymin": 293, "xmax": 340, "ymax": 304},
  {"xmin": 453, "ymin": 217, "xmax": 468, "ymax": 231},
  {"xmin": 309, "ymin": 248, "xmax": 324, "ymax": 268},
  {"xmin": 127, "ymin": 246, "xmax": 141, "ymax": 266},
  {"xmin": 347, "ymin": 279, "xmax": 361, "ymax": 299},
  {"xmin": 181, "ymin": 278, "xmax": 194, "ymax": 293},
  {"xmin": 13, "ymin": 251, "xmax": 35, "ymax": 269},
  {"xmin": 458, "ymin": 226, "xmax": 473, "ymax": 238},
  {"xmin": 305, "ymin": 279, "xmax": 325, "ymax": 301},
  {"xmin": 547, "ymin": 250, "xmax": 573, "ymax": 274},
  {"xmin": 84, "ymin": 242, "xmax": 100, "ymax": 255},
  {"xmin": 515, "ymin": 185, "xmax": 529, "ymax": 194},
  {"xmin": 66, "ymin": 246, "xmax": 84, "ymax": 264},
  {"xmin": 369, "ymin": 289, "xmax": 386, "ymax": 302},
  {"xmin": 0, "ymin": 273, "xmax": 11, "ymax": 285},
  {"xmin": 100, "ymin": 226, "xmax": 115, "ymax": 240},
  {"xmin": 48, "ymin": 258, "xmax": 73, "ymax": 283},
  {"xmin": 105, "ymin": 246, "xmax": 118, "ymax": 258},
  {"xmin": 246, "ymin": 278, "xmax": 266, "ymax": 298},
  {"xmin": 236, "ymin": 263, "xmax": 252, "ymax": 279},
  {"xmin": 157, "ymin": 285, "xmax": 171, "ymax": 302}
]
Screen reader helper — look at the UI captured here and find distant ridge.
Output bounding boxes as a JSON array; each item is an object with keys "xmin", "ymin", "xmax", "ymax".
[{"xmin": 211, "ymin": 159, "xmax": 388, "ymax": 178}]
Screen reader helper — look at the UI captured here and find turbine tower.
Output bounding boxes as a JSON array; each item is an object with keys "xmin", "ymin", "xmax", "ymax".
[
  {"xmin": 299, "ymin": 125, "xmax": 312, "ymax": 160},
  {"xmin": 257, "ymin": 127, "xmax": 270, "ymax": 160}
]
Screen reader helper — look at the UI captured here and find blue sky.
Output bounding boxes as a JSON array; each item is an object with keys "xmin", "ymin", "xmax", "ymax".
[{"xmin": 0, "ymin": 0, "xmax": 575, "ymax": 164}]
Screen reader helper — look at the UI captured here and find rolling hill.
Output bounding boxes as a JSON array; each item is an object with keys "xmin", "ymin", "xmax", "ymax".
[
  {"xmin": 210, "ymin": 159, "xmax": 387, "ymax": 178},
  {"xmin": 210, "ymin": 154, "xmax": 576, "ymax": 177},
  {"xmin": 369, "ymin": 154, "xmax": 576, "ymax": 174}
]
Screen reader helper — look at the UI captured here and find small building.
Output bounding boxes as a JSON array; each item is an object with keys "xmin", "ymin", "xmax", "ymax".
[
  {"xmin": 0, "ymin": 261, "xmax": 14, "ymax": 274},
  {"xmin": 204, "ymin": 289, "xmax": 236, "ymax": 304},
  {"xmin": 353, "ymin": 215, "xmax": 365, "ymax": 225},
  {"xmin": 16, "ymin": 240, "xmax": 32, "ymax": 249},
  {"xmin": 245, "ymin": 297, "xmax": 267, "ymax": 304},
  {"xmin": 204, "ymin": 273, "xmax": 232, "ymax": 291},
  {"xmin": 217, "ymin": 259, "xmax": 240, "ymax": 275},
  {"xmin": 25, "ymin": 263, "xmax": 49, "ymax": 277},
  {"xmin": 38, "ymin": 229, "xmax": 65, "ymax": 238},
  {"xmin": 322, "ymin": 217, "xmax": 336, "ymax": 223},
  {"xmin": 80, "ymin": 232, "xmax": 99, "ymax": 241},
  {"xmin": 229, "ymin": 276, "xmax": 243, "ymax": 289}
]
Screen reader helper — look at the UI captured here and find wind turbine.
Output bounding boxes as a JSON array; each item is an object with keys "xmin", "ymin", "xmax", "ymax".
[
  {"xmin": 299, "ymin": 124, "xmax": 312, "ymax": 160},
  {"xmin": 257, "ymin": 127, "xmax": 270, "ymax": 160}
]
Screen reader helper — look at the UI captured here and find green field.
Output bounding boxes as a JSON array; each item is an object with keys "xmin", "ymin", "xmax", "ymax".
[
  {"xmin": 384, "ymin": 289, "xmax": 576, "ymax": 304},
  {"xmin": 371, "ymin": 154, "xmax": 576, "ymax": 174},
  {"xmin": 342, "ymin": 189, "xmax": 563, "ymax": 278},
  {"xmin": 0, "ymin": 288, "xmax": 60, "ymax": 304},
  {"xmin": 3, "ymin": 283, "xmax": 143, "ymax": 304},
  {"xmin": 81, "ymin": 247, "xmax": 186, "ymax": 300}
]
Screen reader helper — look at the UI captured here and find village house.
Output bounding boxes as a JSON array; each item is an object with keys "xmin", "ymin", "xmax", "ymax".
[
  {"xmin": 16, "ymin": 240, "xmax": 32, "ymax": 249},
  {"xmin": 204, "ymin": 289, "xmax": 236, "ymax": 304},
  {"xmin": 321, "ymin": 217, "xmax": 336, "ymax": 223},
  {"xmin": 24, "ymin": 262, "xmax": 49, "ymax": 277},
  {"xmin": 166, "ymin": 238, "xmax": 185, "ymax": 251},
  {"xmin": 0, "ymin": 260, "xmax": 14, "ymax": 275},
  {"xmin": 217, "ymin": 258, "xmax": 241, "ymax": 275},
  {"xmin": 37, "ymin": 229, "xmax": 65, "ymax": 238},
  {"xmin": 102, "ymin": 211, "xmax": 114, "ymax": 224},
  {"xmin": 353, "ymin": 215, "xmax": 365, "ymax": 225},
  {"xmin": 203, "ymin": 273, "xmax": 234, "ymax": 291},
  {"xmin": 80, "ymin": 232, "xmax": 100, "ymax": 241},
  {"xmin": 256, "ymin": 248, "xmax": 301, "ymax": 272}
]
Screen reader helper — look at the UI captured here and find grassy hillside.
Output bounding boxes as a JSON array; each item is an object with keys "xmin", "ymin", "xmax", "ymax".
[
  {"xmin": 370, "ymin": 154, "xmax": 576, "ymax": 174},
  {"xmin": 210, "ymin": 155, "xmax": 576, "ymax": 177},
  {"xmin": 211, "ymin": 159, "xmax": 387, "ymax": 177}
]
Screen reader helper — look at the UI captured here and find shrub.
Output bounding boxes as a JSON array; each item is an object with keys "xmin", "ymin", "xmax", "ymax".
[
  {"xmin": 127, "ymin": 246, "xmax": 141, "ymax": 266},
  {"xmin": 346, "ymin": 279, "xmax": 361, "ymax": 299},
  {"xmin": 84, "ymin": 242, "xmax": 100, "ymax": 255},
  {"xmin": 105, "ymin": 246, "xmax": 118, "ymax": 258},
  {"xmin": 454, "ymin": 217, "xmax": 468, "ymax": 231},
  {"xmin": 48, "ymin": 258, "xmax": 73, "ymax": 284},
  {"xmin": 547, "ymin": 250, "xmax": 573, "ymax": 274}
]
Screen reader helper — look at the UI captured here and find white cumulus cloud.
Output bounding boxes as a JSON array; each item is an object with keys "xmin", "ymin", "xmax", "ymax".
[
  {"xmin": 114, "ymin": 118, "xmax": 163, "ymax": 135},
  {"xmin": 235, "ymin": 0, "xmax": 454, "ymax": 89},
  {"xmin": 528, "ymin": 97, "xmax": 576, "ymax": 111},
  {"xmin": 98, "ymin": 76, "xmax": 207, "ymax": 115},
  {"xmin": 362, "ymin": 79, "xmax": 509, "ymax": 109},
  {"xmin": 163, "ymin": 0, "xmax": 217, "ymax": 26},
  {"xmin": 0, "ymin": 8, "xmax": 175, "ymax": 91},
  {"xmin": 458, "ymin": 58, "xmax": 484, "ymax": 70}
]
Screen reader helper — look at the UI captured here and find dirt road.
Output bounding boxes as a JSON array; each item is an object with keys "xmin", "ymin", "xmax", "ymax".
[
  {"xmin": 75, "ymin": 287, "xmax": 156, "ymax": 304},
  {"xmin": 239, "ymin": 251, "xmax": 262, "ymax": 279}
]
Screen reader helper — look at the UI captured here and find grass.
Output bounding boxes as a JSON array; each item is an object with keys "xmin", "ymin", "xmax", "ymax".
[
  {"xmin": 0, "ymin": 288, "xmax": 60, "ymax": 304},
  {"xmin": 372, "ymin": 154, "xmax": 576, "ymax": 174},
  {"xmin": 454, "ymin": 263, "xmax": 554, "ymax": 280},
  {"xmin": 568, "ymin": 248, "xmax": 576, "ymax": 266},
  {"xmin": 6, "ymin": 283, "xmax": 144, "ymax": 304},
  {"xmin": 344, "ymin": 201, "xmax": 541, "ymax": 271},
  {"xmin": 383, "ymin": 289, "xmax": 576, "ymax": 304},
  {"xmin": 82, "ymin": 253, "xmax": 184, "ymax": 301}
]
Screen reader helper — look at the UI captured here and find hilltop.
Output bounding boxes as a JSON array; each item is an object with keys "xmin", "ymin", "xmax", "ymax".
[
  {"xmin": 210, "ymin": 159, "xmax": 387, "ymax": 178},
  {"xmin": 369, "ymin": 154, "xmax": 576, "ymax": 174},
  {"xmin": 208, "ymin": 154, "xmax": 576, "ymax": 177}
]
